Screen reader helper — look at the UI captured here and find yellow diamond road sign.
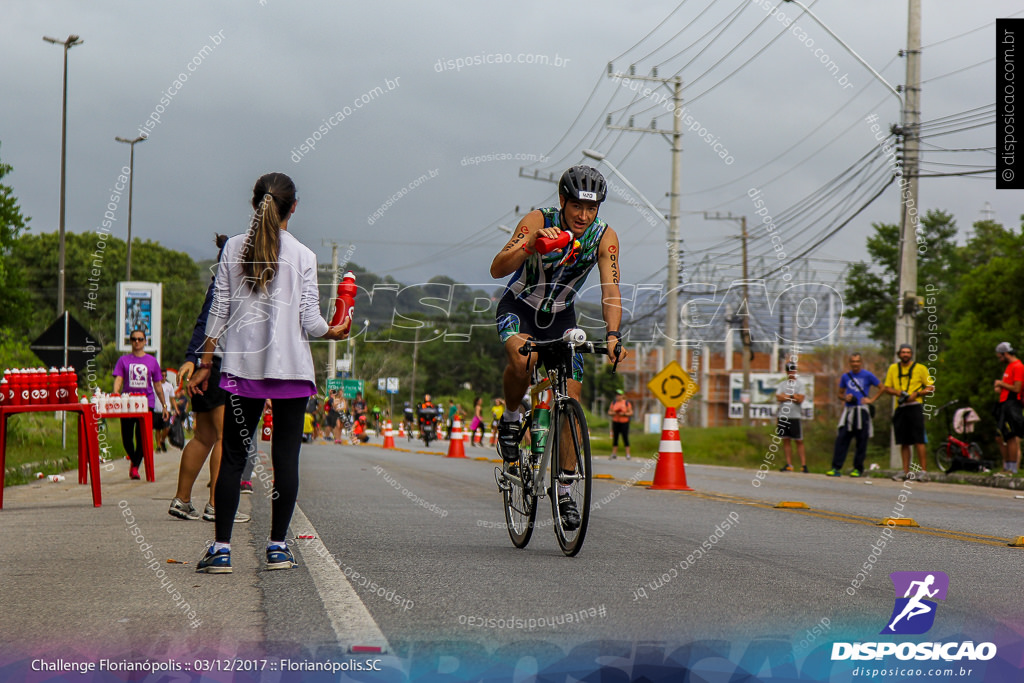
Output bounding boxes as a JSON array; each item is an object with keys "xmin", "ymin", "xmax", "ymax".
[{"xmin": 647, "ymin": 361, "xmax": 699, "ymax": 408}]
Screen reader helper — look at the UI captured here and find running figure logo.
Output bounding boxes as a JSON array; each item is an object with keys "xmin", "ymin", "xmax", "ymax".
[
  {"xmin": 881, "ymin": 571, "xmax": 949, "ymax": 635},
  {"xmin": 128, "ymin": 364, "xmax": 149, "ymax": 390}
]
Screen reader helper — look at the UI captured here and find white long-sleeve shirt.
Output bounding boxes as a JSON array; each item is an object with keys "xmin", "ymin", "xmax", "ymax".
[{"xmin": 205, "ymin": 229, "xmax": 328, "ymax": 381}]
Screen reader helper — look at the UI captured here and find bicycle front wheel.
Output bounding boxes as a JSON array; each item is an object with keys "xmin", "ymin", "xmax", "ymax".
[
  {"xmin": 549, "ymin": 397, "xmax": 592, "ymax": 556},
  {"xmin": 934, "ymin": 441, "xmax": 953, "ymax": 473}
]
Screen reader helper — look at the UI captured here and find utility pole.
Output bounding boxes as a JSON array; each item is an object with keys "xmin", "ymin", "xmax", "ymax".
[
  {"xmin": 704, "ymin": 212, "xmax": 751, "ymax": 426},
  {"xmin": 605, "ymin": 66, "xmax": 683, "ymax": 368},
  {"xmin": 410, "ymin": 327, "xmax": 420, "ymax": 405},
  {"xmin": 782, "ymin": 0, "xmax": 920, "ymax": 468},
  {"xmin": 891, "ymin": 0, "xmax": 922, "ymax": 469},
  {"xmin": 895, "ymin": 0, "xmax": 922, "ymax": 353},
  {"xmin": 322, "ymin": 240, "xmax": 341, "ymax": 381}
]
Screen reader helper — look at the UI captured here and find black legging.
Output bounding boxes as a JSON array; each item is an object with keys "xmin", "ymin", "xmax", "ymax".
[
  {"xmin": 214, "ymin": 394, "xmax": 307, "ymax": 544},
  {"xmin": 119, "ymin": 417, "xmax": 145, "ymax": 467}
]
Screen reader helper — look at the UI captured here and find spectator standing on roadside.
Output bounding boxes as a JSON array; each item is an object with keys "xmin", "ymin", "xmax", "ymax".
[
  {"xmin": 608, "ymin": 389, "xmax": 633, "ymax": 460},
  {"xmin": 324, "ymin": 390, "xmax": 340, "ymax": 443},
  {"xmin": 827, "ymin": 353, "xmax": 880, "ymax": 477},
  {"xmin": 469, "ymin": 397, "xmax": 485, "ymax": 446},
  {"xmin": 352, "ymin": 391, "xmax": 367, "ymax": 425},
  {"xmin": 993, "ymin": 342, "xmax": 1023, "ymax": 475},
  {"xmin": 881, "ymin": 344, "xmax": 935, "ymax": 481},
  {"xmin": 189, "ymin": 172, "xmax": 350, "ymax": 574},
  {"xmin": 447, "ymin": 399, "xmax": 459, "ymax": 434},
  {"xmin": 153, "ymin": 374, "xmax": 176, "ymax": 452},
  {"xmin": 776, "ymin": 362, "xmax": 808, "ymax": 473},
  {"xmin": 113, "ymin": 329, "xmax": 169, "ymax": 480},
  {"xmin": 490, "ymin": 398, "xmax": 505, "ymax": 444}
]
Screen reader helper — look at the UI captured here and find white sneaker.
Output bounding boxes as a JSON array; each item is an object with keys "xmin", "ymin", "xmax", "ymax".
[{"xmin": 203, "ymin": 503, "xmax": 251, "ymax": 523}]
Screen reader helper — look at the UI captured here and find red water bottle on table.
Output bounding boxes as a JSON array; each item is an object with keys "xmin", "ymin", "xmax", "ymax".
[
  {"xmin": 10, "ymin": 369, "xmax": 22, "ymax": 406},
  {"xmin": 330, "ymin": 271, "xmax": 357, "ymax": 327},
  {"xmin": 68, "ymin": 366, "xmax": 79, "ymax": 401}
]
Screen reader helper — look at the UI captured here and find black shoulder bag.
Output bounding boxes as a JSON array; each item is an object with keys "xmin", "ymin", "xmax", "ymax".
[{"xmin": 847, "ymin": 372, "xmax": 875, "ymax": 419}]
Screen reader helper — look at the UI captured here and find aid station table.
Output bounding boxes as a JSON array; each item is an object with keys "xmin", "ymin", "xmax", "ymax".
[{"xmin": 0, "ymin": 402, "xmax": 103, "ymax": 509}]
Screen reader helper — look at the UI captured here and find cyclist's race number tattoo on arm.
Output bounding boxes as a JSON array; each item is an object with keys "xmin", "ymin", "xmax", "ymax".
[{"xmin": 502, "ymin": 225, "xmax": 531, "ymax": 253}]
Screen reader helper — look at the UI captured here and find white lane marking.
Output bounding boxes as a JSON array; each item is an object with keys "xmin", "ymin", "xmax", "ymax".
[{"xmin": 289, "ymin": 505, "xmax": 391, "ymax": 653}]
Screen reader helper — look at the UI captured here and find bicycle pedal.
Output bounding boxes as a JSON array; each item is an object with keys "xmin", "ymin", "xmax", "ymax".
[{"xmin": 494, "ymin": 468, "xmax": 511, "ymax": 492}]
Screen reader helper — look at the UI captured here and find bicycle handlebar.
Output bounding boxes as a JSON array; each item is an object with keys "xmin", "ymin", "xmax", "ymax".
[{"xmin": 517, "ymin": 336, "xmax": 624, "ymax": 374}]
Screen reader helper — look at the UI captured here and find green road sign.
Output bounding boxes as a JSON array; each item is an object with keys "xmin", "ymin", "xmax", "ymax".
[{"xmin": 342, "ymin": 379, "xmax": 364, "ymax": 400}]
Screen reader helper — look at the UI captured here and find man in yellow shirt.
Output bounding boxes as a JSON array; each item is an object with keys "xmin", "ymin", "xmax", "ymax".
[{"xmin": 882, "ymin": 344, "xmax": 935, "ymax": 480}]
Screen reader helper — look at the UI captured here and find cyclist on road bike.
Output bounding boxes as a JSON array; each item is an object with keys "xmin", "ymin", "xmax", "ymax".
[
  {"xmin": 490, "ymin": 165, "xmax": 627, "ymax": 529},
  {"xmin": 403, "ymin": 401, "xmax": 416, "ymax": 439}
]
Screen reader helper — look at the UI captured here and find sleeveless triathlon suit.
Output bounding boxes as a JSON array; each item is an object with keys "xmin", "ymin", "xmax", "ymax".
[{"xmin": 495, "ymin": 208, "xmax": 608, "ymax": 381}]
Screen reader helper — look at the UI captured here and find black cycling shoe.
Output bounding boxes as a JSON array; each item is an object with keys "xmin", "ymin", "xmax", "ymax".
[
  {"xmin": 557, "ymin": 494, "xmax": 581, "ymax": 531},
  {"xmin": 497, "ymin": 419, "xmax": 521, "ymax": 463}
]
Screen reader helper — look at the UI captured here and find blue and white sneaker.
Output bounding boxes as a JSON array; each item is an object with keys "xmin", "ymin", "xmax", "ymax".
[
  {"xmin": 196, "ymin": 546, "xmax": 232, "ymax": 574},
  {"xmin": 266, "ymin": 543, "xmax": 297, "ymax": 570}
]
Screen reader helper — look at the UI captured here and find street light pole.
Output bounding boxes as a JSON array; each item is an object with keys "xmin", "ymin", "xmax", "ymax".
[
  {"xmin": 43, "ymin": 34, "xmax": 84, "ymax": 313},
  {"xmin": 598, "ymin": 72, "xmax": 684, "ymax": 368},
  {"xmin": 581, "ymin": 148, "xmax": 678, "ymax": 368},
  {"xmin": 115, "ymin": 135, "xmax": 146, "ymax": 280}
]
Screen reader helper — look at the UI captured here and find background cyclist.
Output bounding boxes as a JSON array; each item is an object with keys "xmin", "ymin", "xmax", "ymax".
[{"xmin": 489, "ymin": 165, "xmax": 627, "ymax": 529}]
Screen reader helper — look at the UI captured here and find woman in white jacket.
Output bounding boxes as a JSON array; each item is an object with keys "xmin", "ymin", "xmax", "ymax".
[{"xmin": 189, "ymin": 172, "xmax": 350, "ymax": 574}]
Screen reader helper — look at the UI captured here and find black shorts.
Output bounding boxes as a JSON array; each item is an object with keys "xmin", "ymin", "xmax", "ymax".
[
  {"xmin": 611, "ymin": 421, "xmax": 630, "ymax": 447},
  {"xmin": 893, "ymin": 403, "xmax": 926, "ymax": 445},
  {"xmin": 775, "ymin": 416, "xmax": 802, "ymax": 440},
  {"xmin": 325, "ymin": 411, "xmax": 338, "ymax": 428},
  {"xmin": 495, "ymin": 293, "xmax": 584, "ymax": 382},
  {"xmin": 151, "ymin": 412, "xmax": 167, "ymax": 430},
  {"xmin": 190, "ymin": 356, "xmax": 226, "ymax": 413},
  {"xmin": 997, "ymin": 399, "xmax": 1024, "ymax": 439}
]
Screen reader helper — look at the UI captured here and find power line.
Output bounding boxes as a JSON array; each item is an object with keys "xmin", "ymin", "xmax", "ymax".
[
  {"xmin": 921, "ymin": 58, "xmax": 993, "ymax": 84},
  {"xmin": 920, "ymin": 9, "xmax": 1024, "ymax": 50}
]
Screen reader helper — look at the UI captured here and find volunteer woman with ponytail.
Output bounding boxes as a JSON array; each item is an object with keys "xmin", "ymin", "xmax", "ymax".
[{"xmin": 189, "ymin": 172, "xmax": 350, "ymax": 574}]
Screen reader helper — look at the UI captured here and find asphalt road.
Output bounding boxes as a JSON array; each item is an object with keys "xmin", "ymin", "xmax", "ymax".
[
  {"xmin": 284, "ymin": 441, "xmax": 1023, "ymax": 660},
  {"xmin": 3, "ymin": 437, "xmax": 1021, "ymax": 680}
]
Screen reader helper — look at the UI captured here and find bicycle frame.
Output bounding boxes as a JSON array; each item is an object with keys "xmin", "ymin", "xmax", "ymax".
[{"xmin": 501, "ymin": 338, "xmax": 603, "ymax": 500}]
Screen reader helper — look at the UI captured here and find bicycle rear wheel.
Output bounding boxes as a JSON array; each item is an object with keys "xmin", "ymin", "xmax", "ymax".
[
  {"xmin": 549, "ymin": 397, "xmax": 591, "ymax": 556},
  {"xmin": 934, "ymin": 441, "xmax": 953, "ymax": 473},
  {"xmin": 502, "ymin": 454, "xmax": 537, "ymax": 548}
]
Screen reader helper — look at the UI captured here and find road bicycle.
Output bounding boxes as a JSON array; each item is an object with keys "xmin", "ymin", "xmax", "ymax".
[{"xmin": 494, "ymin": 328, "xmax": 620, "ymax": 557}]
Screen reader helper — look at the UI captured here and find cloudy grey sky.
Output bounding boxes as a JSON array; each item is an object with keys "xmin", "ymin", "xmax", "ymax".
[{"xmin": 1, "ymin": 0, "xmax": 1017, "ymax": 295}]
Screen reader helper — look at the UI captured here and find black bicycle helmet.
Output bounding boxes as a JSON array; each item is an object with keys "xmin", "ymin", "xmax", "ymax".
[{"xmin": 558, "ymin": 165, "xmax": 607, "ymax": 203}]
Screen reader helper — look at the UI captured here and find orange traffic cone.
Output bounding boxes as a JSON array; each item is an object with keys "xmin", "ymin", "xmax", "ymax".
[
  {"xmin": 382, "ymin": 420, "xmax": 395, "ymax": 449},
  {"xmin": 488, "ymin": 428, "xmax": 496, "ymax": 446},
  {"xmin": 446, "ymin": 417, "xmax": 466, "ymax": 458},
  {"xmin": 398, "ymin": 421, "xmax": 406, "ymax": 439},
  {"xmin": 648, "ymin": 406, "xmax": 692, "ymax": 491}
]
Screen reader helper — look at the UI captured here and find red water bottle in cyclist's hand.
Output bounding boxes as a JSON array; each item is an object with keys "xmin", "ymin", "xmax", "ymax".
[
  {"xmin": 330, "ymin": 271, "xmax": 356, "ymax": 326},
  {"xmin": 533, "ymin": 231, "xmax": 571, "ymax": 255}
]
